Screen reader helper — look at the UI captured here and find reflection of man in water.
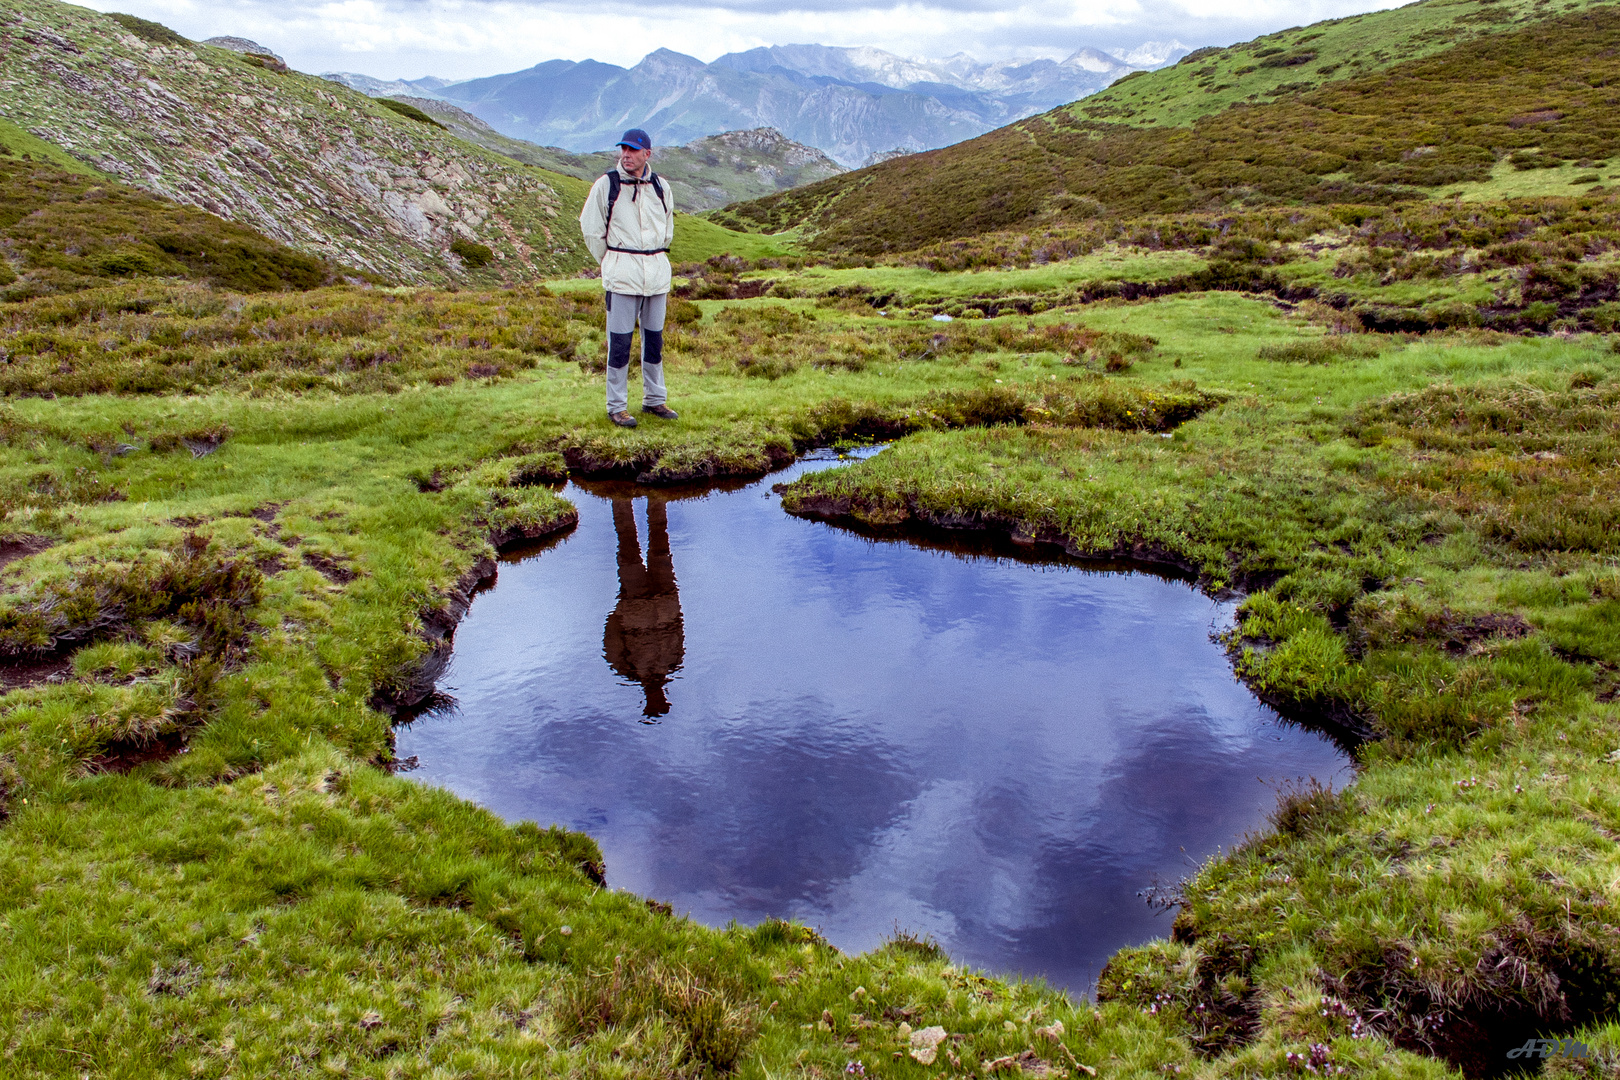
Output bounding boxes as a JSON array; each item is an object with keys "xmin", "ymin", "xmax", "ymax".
[{"xmin": 603, "ymin": 497, "xmax": 685, "ymax": 718}]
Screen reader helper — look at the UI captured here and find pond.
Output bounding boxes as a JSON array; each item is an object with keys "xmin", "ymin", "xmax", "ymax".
[{"xmin": 396, "ymin": 449, "xmax": 1353, "ymax": 993}]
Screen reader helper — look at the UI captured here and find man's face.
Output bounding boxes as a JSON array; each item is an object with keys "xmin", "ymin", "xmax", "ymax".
[{"xmin": 619, "ymin": 145, "xmax": 652, "ymax": 173}]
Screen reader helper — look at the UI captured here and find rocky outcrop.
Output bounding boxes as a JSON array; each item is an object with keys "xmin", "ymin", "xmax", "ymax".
[
  {"xmin": 860, "ymin": 147, "xmax": 913, "ymax": 168},
  {"xmin": 202, "ymin": 36, "xmax": 282, "ymax": 64},
  {"xmin": 684, "ymin": 128, "xmax": 843, "ymax": 188},
  {"xmin": 0, "ymin": 1, "xmax": 591, "ymax": 284}
]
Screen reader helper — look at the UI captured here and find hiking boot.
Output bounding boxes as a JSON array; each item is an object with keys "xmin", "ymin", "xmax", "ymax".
[
  {"xmin": 642, "ymin": 403, "xmax": 679, "ymax": 420},
  {"xmin": 609, "ymin": 410, "xmax": 638, "ymax": 428}
]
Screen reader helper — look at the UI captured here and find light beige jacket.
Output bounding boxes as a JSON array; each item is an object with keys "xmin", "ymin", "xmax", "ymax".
[{"xmin": 579, "ymin": 164, "xmax": 675, "ymax": 296}]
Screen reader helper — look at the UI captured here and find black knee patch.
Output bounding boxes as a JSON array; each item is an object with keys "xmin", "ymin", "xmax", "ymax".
[
  {"xmin": 608, "ymin": 332, "xmax": 633, "ymax": 369},
  {"xmin": 642, "ymin": 329, "xmax": 663, "ymax": 367}
]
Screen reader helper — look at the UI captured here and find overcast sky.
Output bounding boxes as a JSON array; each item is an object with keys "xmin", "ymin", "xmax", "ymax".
[{"xmin": 75, "ymin": 0, "xmax": 1409, "ymax": 79}]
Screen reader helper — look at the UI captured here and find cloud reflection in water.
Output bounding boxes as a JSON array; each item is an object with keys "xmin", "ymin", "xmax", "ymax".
[{"xmin": 398, "ymin": 453, "xmax": 1351, "ymax": 991}]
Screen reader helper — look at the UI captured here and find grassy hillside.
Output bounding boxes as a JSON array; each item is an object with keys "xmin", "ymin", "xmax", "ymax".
[
  {"xmin": 671, "ymin": 214, "xmax": 798, "ymax": 263},
  {"xmin": 715, "ymin": 0, "xmax": 1620, "ymax": 254},
  {"xmin": 0, "ymin": 0, "xmax": 594, "ymax": 284},
  {"xmin": 0, "ymin": 153, "xmax": 348, "ymax": 300},
  {"xmin": 0, "ymin": 116, "xmax": 101, "ymax": 176},
  {"xmin": 1081, "ymin": 0, "xmax": 1617, "ymax": 128}
]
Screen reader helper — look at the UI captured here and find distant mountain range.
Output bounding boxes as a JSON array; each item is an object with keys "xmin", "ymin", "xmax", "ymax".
[
  {"xmin": 391, "ymin": 97, "xmax": 846, "ymax": 210},
  {"xmin": 325, "ymin": 41, "xmax": 1189, "ymax": 168}
]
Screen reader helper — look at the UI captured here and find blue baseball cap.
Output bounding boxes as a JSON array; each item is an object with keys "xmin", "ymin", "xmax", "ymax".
[{"xmin": 616, "ymin": 128, "xmax": 652, "ymax": 151}]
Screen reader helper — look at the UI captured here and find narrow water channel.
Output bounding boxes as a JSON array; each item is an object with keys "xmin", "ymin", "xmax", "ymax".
[{"xmin": 396, "ymin": 450, "xmax": 1352, "ymax": 992}]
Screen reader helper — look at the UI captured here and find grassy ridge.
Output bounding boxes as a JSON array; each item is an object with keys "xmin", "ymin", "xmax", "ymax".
[
  {"xmin": 670, "ymin": 214, "xmax": 798, "ymax": 264},
  {"xmin": 714, "ymin": 2, "xmax": 1620, "ymax": 253}
]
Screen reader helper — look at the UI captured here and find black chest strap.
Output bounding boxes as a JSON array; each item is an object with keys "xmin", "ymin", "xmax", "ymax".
[{"xmin": 602, "ymin": 169, "xmax": 667, "ymax": 244}]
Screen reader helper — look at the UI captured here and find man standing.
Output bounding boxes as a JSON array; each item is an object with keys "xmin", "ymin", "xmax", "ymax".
[{"xmin": 579, "ymin": 128, "xmax": 678, "ymax": 428}]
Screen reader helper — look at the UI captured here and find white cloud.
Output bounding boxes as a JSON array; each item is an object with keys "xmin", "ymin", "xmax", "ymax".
[{"xmin": 74, "ymin": 0, "xmax": 1411, "ymax": 79}]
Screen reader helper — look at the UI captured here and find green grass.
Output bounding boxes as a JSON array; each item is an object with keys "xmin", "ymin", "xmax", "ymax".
[
  {"xmin": 764, "ymin": 248, "xmax": 1206, "ymax": 300},
  {"xmin": 1438, "ymin": 156, "xmax": 1618, "ymax": 201},
  {"xmin": 739, "ymin": 195, "xmax": 1620, "ymax": 345},
  {"xmin": 3, "ymin": 251, "xmax": 1620, "ymax": 1074},
  {"xmin": 671, "ymin": 214, "xmax": 799, "ymax": 264},
  {"xmin": 0, "ymin": 117, "xmax": 103, "ymax": 177}
]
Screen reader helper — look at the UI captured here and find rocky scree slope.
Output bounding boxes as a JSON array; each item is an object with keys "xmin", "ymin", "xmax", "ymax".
[{"xmin": 0, "ymin": 0, "xmax": 592, "ymax": 284}]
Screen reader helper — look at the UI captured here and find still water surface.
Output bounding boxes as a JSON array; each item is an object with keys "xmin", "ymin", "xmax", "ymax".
[{"xmin": 397, "ymin": 450, "xmax": 1352, "ymax": 991}]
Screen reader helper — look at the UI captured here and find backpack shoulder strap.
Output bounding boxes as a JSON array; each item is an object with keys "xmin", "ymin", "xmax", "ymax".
[
  {"xmin": 649, "ymin": 172, "xmax": 666, "ymax": 210},
  {"xmin": 601, "ymin": 170, "xmax": 621, "ymax": 238}
]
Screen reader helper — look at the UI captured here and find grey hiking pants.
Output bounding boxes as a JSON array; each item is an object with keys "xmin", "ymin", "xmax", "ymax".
[{"xmin": 604, "ymin": 291, "xmax": 667, "ymax": 414}]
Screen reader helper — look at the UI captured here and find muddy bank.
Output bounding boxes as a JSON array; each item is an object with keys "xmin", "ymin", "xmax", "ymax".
[
  {"xmin": 87, "ymin": 728, "xmax": 190, "ymax": 775},
  {"xmin": 1122, "ymin": 901, "xmax": 1620, "ymax": 1079},
  {"xmin": 561, "ymin": 440, "xmax": 797, "ymax": 485},
  {"xmin": 783, "ymin": 489, "xmax": 1197, "ymax": 575},
  {"xmin": 0, "ymin": 534, "xmax": 53, "ymax": 571},
  {"xmin": 555, "ymin": 385, "xmax": 1219, "ymax": 487},
  {"xmin": 0, "ymin": 652, "xmax": 76, "ymax": 691},
  {"xmin": 832, "ymin": 266, "xmax": 1620, "ymax": 335},
  {"xmin": 0, "ymin": 537, "xmax": 265, "ymax": 778}
]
